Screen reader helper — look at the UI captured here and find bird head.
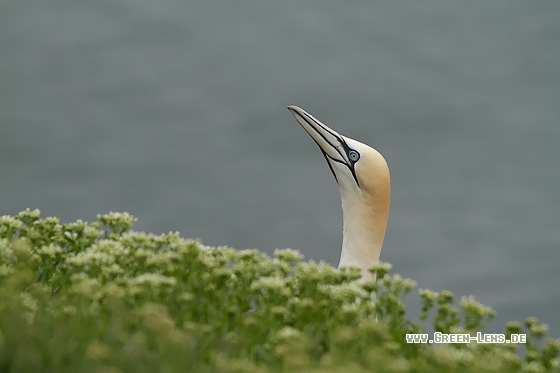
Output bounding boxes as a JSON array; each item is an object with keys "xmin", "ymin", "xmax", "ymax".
[{"xmin": 287, "ymin": 105, "xmax": 390, "ymax": 280}]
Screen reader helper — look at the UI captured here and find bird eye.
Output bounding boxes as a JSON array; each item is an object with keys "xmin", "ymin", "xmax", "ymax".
[{"xmin": 348, "ymin": 150, "xmax": 360, "ymax": 162}]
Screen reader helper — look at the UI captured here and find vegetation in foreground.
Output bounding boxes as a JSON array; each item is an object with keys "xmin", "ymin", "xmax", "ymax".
[{"xmin": 0, "ymin": 209, "xmax": 558, "ymax": 372}]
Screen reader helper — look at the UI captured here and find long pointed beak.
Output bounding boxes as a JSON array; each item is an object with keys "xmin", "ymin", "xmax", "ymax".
[{"xmin": 287, "ymin": 105, "xmax": 350, "ymax": 166}]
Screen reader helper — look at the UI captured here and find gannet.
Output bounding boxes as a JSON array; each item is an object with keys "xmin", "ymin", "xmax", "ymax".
[{"xmin": 287, "ymin": 106, "xmax": 390, "ymax": 282}]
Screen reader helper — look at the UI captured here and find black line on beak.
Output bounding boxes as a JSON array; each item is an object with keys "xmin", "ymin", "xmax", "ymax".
[
  {"xmin": 295, "ymin": 110, "xmax": 361, "ymax": 188},
  {"xmin": 319, "ymin": 147, "xmax": 338, "ymax": 184}
]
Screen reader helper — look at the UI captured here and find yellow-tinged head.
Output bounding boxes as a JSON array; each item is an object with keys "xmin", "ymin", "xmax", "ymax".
[{"xmin": 287, "ymin": 105, "xmax": 390, "ymax": 282}]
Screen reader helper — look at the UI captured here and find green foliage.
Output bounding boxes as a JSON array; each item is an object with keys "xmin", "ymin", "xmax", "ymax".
[{"xmin": 0, "ymin": 209, "xmax": 558, "ymax": 372}]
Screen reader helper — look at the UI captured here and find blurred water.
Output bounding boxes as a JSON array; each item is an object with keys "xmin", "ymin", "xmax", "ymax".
[{"xmin": 1, "ymin": 0, "xmax": 559, "ymax": 337}]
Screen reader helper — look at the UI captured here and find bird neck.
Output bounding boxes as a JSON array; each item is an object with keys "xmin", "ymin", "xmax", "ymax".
[{"xmin": 338, "ymin": 191, "xmax": 389, "ymax": 282}]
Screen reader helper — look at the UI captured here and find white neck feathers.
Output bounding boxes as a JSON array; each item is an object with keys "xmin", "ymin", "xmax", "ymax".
[{"xmin": 337, "ymin": 146, "xmax": 390, "ymax": 282}]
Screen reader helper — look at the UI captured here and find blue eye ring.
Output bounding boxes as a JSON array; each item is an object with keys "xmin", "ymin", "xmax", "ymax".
[{"xmin": 348, "ymin": 150, "xmax": 360, "ymax": 162}]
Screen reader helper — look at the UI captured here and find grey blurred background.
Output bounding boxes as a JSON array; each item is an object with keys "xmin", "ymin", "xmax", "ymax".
[{"xmin": 1, "ymin": 1, "xmax": 559, "ymax": 337}]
